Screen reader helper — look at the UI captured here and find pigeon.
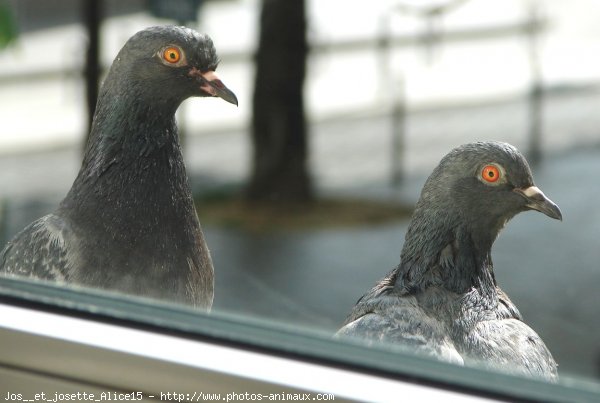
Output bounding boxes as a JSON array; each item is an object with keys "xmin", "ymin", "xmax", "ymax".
[
  {"xmin": 337, "ymin": 141, "xmax": 562, "ymax": 381},
  {"xmin": 0, "ymin": 26, "xmax": 237, "ymax": 309}
]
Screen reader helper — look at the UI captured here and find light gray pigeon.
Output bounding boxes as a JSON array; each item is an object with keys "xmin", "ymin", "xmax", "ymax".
[
  {"xmin": 337, "ymin": 141, "xmax": 562, "ymax": 381},
  {"xmin": 0, "ymin": 26, "xmax": 237, "ymax": 309}
]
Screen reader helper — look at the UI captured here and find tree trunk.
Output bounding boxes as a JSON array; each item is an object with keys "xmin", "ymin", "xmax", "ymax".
[
  {"xmin": 83, "ymin": 0, "xmax": 102, "ymax": 146},
  {"xmin": 246, "ymin": 0, "xmax": 313, "ymax": 203}
]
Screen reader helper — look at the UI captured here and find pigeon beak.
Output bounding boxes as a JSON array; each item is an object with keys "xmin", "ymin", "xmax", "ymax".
[
  {"xmin": 514, "ymin": 186, "xmax": 562, "ymax": 221},
  {"xmin": 189, "ymin": 68, "xmax": 238, "ymax": 106}
]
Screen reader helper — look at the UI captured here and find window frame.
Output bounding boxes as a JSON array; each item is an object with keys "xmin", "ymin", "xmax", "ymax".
[{"xmin": 0, "ymin": 276, "xmax": 598, "ymax": 402}]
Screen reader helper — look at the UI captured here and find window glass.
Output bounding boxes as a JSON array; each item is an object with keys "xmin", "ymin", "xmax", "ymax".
[{"xmin": 1, "ymin": 0, "xmax": 599, "ymax": 399}]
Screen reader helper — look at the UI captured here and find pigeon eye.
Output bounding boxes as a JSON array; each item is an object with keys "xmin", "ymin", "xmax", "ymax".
[
  {"xmin": 481, "ymin": 164, "xmax": 501, "ymax": 183},
  {"xmin": 163, "ymin": 47, "xmax": 182, "ymax": 64}
]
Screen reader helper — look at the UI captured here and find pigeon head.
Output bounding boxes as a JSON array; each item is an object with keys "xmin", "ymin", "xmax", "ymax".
[
  {"xmin": 81, "ymin": 26, "xmax": 238, "ymax": 174},
  {"xmin": 398, "ymin": 141, "xmax": 561, "ymax": 294},
  {"xmin": 434, "ymin": 141, "xmax": 562, "ymax": 235},
  {"xmin": 105, "ymin": 25, "xmax": 237, "ymax": 108}
]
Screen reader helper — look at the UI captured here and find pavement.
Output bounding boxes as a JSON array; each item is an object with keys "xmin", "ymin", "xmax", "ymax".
[{"xmin": 1, "ymin": 91, "xmax": 600, "ymax": 382}]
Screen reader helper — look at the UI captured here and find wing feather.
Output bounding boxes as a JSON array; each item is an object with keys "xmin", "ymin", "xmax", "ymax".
[
  {"xmin": 0, "ymin": 214, "xmax": 75, "ymax": 282},
  {"xmin": 338, "ymin": 293, "xmax": 463, "ymax": 365}
]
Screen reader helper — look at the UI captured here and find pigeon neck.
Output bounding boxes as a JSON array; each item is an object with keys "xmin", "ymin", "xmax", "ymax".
[
  {"xmin": 395, "ymin": 206, "xmax": 498, "ymax": 297},
  {"xmin": 61, "ymin": 88, "xmax": 192, "ymax": 228},
  {"xmin": 85, "ymin": 87, "xmax": 181, "ymax": 169}
]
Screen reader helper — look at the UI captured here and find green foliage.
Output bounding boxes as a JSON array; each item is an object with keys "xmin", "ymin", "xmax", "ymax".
[{"xmin": 0, "ymin": 1, "xmax": 17, "ymax": 49}]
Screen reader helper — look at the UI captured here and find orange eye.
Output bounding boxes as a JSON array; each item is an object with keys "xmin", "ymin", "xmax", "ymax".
[
  {"xmin": 163, "ymin": 47, "xmax": 181, "ymax": 64},
  {"xmin": 481, "ymin": 165, "xmax": 501, "ymax": 183}
]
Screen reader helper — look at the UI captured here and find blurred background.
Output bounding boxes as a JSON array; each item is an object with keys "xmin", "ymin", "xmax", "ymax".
[{"xmin": 0, "ymin": 0, "xmax": 599, "ymax": 383}]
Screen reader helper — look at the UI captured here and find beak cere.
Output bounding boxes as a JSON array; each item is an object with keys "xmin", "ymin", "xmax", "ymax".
[
  {"xmin": 188, "ymin": 68, "xmax": 238, "ymax": 106},
  {"xmin": 514, "ymin": 186, "xmax": 563, "ymax": 221}
]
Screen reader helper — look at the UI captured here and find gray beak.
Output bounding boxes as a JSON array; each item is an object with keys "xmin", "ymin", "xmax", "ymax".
[
  {"xmin": 200, "ymin": 75, "xmax": 238, "ymax": 106},
  {"xmin": 188, "ymin": 68, "xmax": 238, "ymax": 106},
  {"xmin": 514, "ymin": 186, "xmax": 563, "ymax": 221}
]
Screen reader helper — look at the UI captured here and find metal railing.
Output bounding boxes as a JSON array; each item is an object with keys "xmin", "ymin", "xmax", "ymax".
[{"xmin": 0, "ymin": 6, "xmax": 548, "ymax": 187}]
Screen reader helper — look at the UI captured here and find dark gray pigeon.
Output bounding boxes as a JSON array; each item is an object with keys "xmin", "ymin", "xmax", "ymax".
[
  {"xmin": 0, "ymin": 26, "xmax": 237, "ymax": 309},
  {"xmin": 337, "ymin": 141, "xmax": 562, "ymax": 381}
]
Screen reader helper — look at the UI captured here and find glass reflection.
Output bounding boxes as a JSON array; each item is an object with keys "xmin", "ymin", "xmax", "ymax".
[{"xmin": 0, "ymin": 0, "xmax": 599, "ymax": 395}]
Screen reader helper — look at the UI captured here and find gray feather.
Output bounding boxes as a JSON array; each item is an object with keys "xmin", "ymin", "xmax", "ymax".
[
  {"xmin": 338, "ymin": 141, "xmax": 560, "ymax": 381},
  {"xmin": 0, "ymin": 26, "xmax": 236, "ymax": 309},
  {"xmin": 1, "ymin": 214, "xmax": 75, "ymax": 282}
]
